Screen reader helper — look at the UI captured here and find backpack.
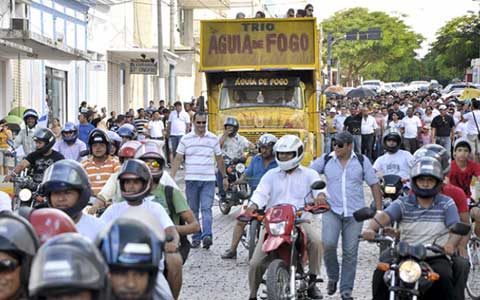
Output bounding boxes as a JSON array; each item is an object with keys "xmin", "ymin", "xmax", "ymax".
[
  {"xmin": 319, "ymin": 151, "xmax": 365, "ymax": 180},
  {"xmin": 165, "ymin": 185, "xmax": 191, "ymax": 264}
]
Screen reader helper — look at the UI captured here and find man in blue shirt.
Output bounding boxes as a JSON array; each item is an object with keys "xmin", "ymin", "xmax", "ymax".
[
  {"xmin": 310, "ymin": 131, "xmax": 382, "ymax": 300},
  {"xmin": 77, "ymin": 112, "xmax": 95, "ymax": 145},
  {"xmin": 221, "ymin": 134, "xmax": 278, "ymax": 259}
]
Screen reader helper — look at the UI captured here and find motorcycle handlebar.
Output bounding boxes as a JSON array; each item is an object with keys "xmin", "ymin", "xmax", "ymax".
[{"xmin": 358, "ymin": 234, "xmax": 395, "ymax": 244}]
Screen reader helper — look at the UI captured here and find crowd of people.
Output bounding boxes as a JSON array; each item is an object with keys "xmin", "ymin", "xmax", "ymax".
[
  {"xmin": 0, "ymin": 85, "xmax": 478, "ymax": 300},
  {"xmin": 236, "ymin": 3, "xmax": 315, "ymax": 19}
]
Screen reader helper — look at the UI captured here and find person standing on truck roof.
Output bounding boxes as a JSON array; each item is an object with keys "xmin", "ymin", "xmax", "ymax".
[{"xmin": 305, "ymin": 4, "xmax": 314, "ymax": 17}]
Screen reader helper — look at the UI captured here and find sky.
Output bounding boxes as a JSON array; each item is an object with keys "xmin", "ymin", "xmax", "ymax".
[{"xmin": 262, "ymin": 0, "xmax": 480, "ymax": 57}]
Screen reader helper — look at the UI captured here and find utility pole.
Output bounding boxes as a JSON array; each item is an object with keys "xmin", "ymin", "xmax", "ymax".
[
  {"xmin": 326, "ymin": 33, "xmax": 332, "ymax": 87},
  {"xmin": 168, "ymin": 0, "xmax": 176, "ymax": 104},
  {"xmin": 157, "ymin": 0, "xmax": 165, "ymax": 101}
]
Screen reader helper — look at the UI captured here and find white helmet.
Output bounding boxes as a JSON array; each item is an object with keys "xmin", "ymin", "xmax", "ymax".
[
  {"xmin": 273, "ymin": 135, "xmax": 304, "ymax": 171},
  {"xmin": 258, "ymin": 133, "xmax": 278, "ymax": 147}
]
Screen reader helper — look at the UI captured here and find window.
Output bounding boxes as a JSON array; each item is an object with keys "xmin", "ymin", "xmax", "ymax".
[
  {"xmin": 43, "ymin": 13, "xmax": 53, "ymax": 38},
  {"xmin": 30, "ymin": 7, "xmax": 42, "ymax": 35},
  {"xmin": 220, "ymin": 86, "xmax": 303, "ymax": 110}
]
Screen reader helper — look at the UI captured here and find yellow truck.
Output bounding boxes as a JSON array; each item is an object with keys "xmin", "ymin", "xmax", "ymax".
[{"xmin": 200, "ymin": 18, "xmax": 323, "ymax": 164}]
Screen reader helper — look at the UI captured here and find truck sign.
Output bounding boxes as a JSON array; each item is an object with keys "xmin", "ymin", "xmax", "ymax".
[{"xmin": 200, "ymin": 18, "xmax": 318, "ymax": 71}]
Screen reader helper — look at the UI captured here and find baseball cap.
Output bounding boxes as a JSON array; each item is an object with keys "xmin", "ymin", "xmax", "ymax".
[{"xmin": 333, "ymin": 131, "xmax": 353, "ymax": 145}]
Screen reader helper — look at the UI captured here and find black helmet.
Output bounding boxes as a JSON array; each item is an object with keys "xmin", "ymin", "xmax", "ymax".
[
  {"xmin": 33, "ymin": 128, "xmax": 56, "ymax": 155},
  {"xmin": 410, "ymin": 157, "xmax": 444, "ymax": 198},
  {"xmin": 0, "ymin": 214, "xmax": 39, "ymax": 296},
  {"xmin": 29, "ymin": 233, "xmax": 109, "ymax": 300},
  {"xmin": 87, "ymin": 129, "xmax": 111, "ymax": 156},
  {"xmin": 23, "ymin": 109, "xmax": 39, "ymax": 127},
  {"xmin": 224, "ymin": 116, "xmax": 239, "ymax": 136},
  {"xmin": 118, "ymin": 159, "xmax": 152, "ymax": 203},
  {"xmin": 382, "ymin": 128, "xmax": 402, "ymax": 153},
  {"xmin": 96, "ymin": 218, "xmax": 163, "ymax": 299},
  {"xmin": 413, "ymin": 144, "xmax": 450, "ymax": 175},
  {"xmin": 61, "ymin": 122, "xmax": 78, "ymax": 143},
  {"xmin": 38, "ymin": 160, "xmax": 92, "ymax": 220}
]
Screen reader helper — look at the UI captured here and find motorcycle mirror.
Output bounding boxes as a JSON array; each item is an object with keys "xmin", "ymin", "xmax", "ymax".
[
  {"xmin": 310, "ymin": 180, "xmax": 326, "ymax": 190},
  {"xmin": 353, "ymin": 207, "xmax": 376, "ymax": 222},
  {"xmin": 450, "ymin": 222, "xmax": 471, "ymax": 236}
]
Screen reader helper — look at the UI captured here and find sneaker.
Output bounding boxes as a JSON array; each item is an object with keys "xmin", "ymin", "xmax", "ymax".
[
  {"xmin": 341, "ymin": 291, "xmax": 353, "ymax": 300},
  {"xmin": 307, "ymin": 285, "xmax": 323, "ymax": 299},
  {"xmin": 191, "ymin": 240, "xmax": 201, "ymax": 249},
  {"xmin": 202, "ymin": 236, "xmax": 213, "ymax": 249},
  {"xmin": 327, "ymin": 281, "xmax": 337, "ymax": 296},
  {"xmin": 221, "ymin": 249, "xmax": 237, "ymax": 259}
]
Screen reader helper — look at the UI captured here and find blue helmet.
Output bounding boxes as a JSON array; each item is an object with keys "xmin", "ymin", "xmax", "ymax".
[
  {"xmin": 61, "ymin": 122, "xmax": 78, "ymax": 143},
  {"xmin": 117, "ymin": 125, "xmax": 137, "ymax": 140}
]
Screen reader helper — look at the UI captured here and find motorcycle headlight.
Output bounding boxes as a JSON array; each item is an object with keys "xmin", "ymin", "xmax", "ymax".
[
  {"xmin": 399, "ymin": 260, "xmax": 421, "ymax": 283},
  {"xmin": 19, "ymin": 188, "xmax": 32, "ymax": 202},
  {"xmin": 235, "ymin": 163, "xmax": 245, "ymax": 173},
  {"xmin": 384, "ymin": 186, "xmax": 396, "ymax": 194},
  {"xmin": 268, "ymin": 221, "xmax": 286, "ymax": 236}
]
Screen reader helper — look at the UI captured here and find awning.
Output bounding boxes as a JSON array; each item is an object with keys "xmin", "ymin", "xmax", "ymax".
[
  {"xmin": 0, "ymin": 29, "xmax": 91, "ymax": 61},
  {"xmin": 0, "ymin": 38, "xmax": 36, "ymax": 59},
  {"xmin": 107, "ymin": 48, "xmax": 180, "ymax": 65}
]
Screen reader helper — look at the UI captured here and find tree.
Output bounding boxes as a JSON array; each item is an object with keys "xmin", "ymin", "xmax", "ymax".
[
  {"xmin": 322, "ymin": 8, "xmax": 423, "ymax": 85},
  {"xmin": 423, "ymin": 14, "xmax": 480, "ymax": 84}
]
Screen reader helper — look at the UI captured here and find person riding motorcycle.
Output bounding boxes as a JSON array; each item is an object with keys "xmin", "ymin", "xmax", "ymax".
[
  {"xmin": 373, "ymin": 127, "xmax": 414, "ymax": 181},
  {"xmin": 216, "ymin": 117, "xmax": 253, "ymax": 200},
  {"xmin": 38, "ymin": 159, "xmax": 106, "ymax": 242},
  {"xmin": 221, "ymin": 133, "xmax": 278, "ymax": 259},
  {"xmin": 97, "ymin": 217, "xmax": 164, "ymax": 300},
  {"xmin": 117, "ymin": 124, "xmax": 137, "ymax": 145},
  {"xmin": 6, "ymin": 128, "xmax": 64, "ymax": 184},
  {"xmin": 136, "ymin": 140, "xmax": 200, "ymax": 298},
  {"xmin": 362, "ymin": 156, "xmax": 464, "ymax": 300},
  {"xmin": 245, "ymin": 135, "xmax": 324, "ymax": 300},
  {"xmin": 13, "ymin": 109, "xmax": 38, "ymax": 156},
  {"xmin": 81, "ymin": 129, "xmax": 121, "ymax": 197},
  {"xmin": 0, "ymin": 213, "xmax": 39, "ymax": 300},
  {"xmin": 99, "ymin": 159, "xmax": 180, "ymax": 300},
  {"xmin": 28, "ymin": 233, "xmax": 110, "ymax": 300},
  {"xmin": 53, "ymin": 122, "xmax": 87, "ymax": 161}
]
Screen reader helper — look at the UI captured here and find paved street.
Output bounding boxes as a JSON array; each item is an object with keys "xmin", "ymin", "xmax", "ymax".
[{"xmin": 174, "ymin": 173, "xmax": 379, "ymax": 300}]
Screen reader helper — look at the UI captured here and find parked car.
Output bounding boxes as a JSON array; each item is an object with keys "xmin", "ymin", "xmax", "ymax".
[
  {"xmin": 361, "ymin": 80, "xmax": 385, "ymax": 93},
  {"xmin": 409, "ymin": 80, "xmax": 430, "ymax": 92},
  {"xmin": 429, "ymin": 79, "xmax": 442, "ymax": 91},
  {"xmin": 442, "ymin": 82, "xmax": 480, "ymax": 95}
]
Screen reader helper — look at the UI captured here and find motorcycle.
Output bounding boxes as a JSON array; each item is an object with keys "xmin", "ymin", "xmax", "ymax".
[
  {"xmin": 11, "ymin": 175, "xmax": 45, "ymax": 210},
  {"xmin": 353, "ymin": 207, "xmax": 470, "ymax": 300},
  {"xmin": 259, "ymin": 181, "xmax": 329, "ymax": 300},
  {"xmin": 219, "ymin": 156, "xmax": 251, "ymax": 215}
]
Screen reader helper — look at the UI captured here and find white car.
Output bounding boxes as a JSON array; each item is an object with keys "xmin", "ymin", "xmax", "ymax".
[
  {"xmin": 360, "ymin": 80, "xmax": 385, "ymax": 93},
  {"xmin": 409, "ymin": 81, "xmax": 430, "ymax": 92},
  {"xmin": 385, "ymin": 82, "xmax": 405, "ymax": 93}
]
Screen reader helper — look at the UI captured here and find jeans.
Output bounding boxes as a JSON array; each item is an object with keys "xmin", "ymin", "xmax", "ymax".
[
  {"xmin": 403, "ymin": 137, "xmax": 418, "ymax": 154},
  {"xmin": 324, "ymin": 133, "xmax": 335, "ymax": 154},
  {"xmin": 452, "ymin": 255, "xmax": 470, "ymax": 300},
  {"xmin": 361, "ymin": 133, "xmax": 374, "ymax": 161},
  {"xmin": 322, "ymin": 210, "xmax": 363, "ymax": 295},
  {"xmin": 373, "ymin": 251, "xmax": 455, "ymax": 300},
  {"xmin": 185, "ymin": 180, "xmax": 215, "ymax": 242},
  {"xmin": 435, "ymin": 136, "xmax": 452, "ymax": 157},
  {"xmin": 352, "ymin": 134, "xmax": 361, "ymax": 153},
  {"xmin": 169, "ymin": 135, "xmax": 183, "ymax": 156},
  {"xmin": 216, "ymin": 170, "xmax": 226, "ymax": 198}
]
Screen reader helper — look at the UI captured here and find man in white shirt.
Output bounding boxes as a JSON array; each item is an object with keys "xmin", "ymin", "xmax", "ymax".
[
  {"xmin": 246, "ymin": 135, "xmax": 325, "ymax": 300},
  {"xmin": 100, "ymin": 159, "xmax": 180, "ymax": 300},
  {"xmin": 167, "ymin": 101, "xmax": 191, "ymax": 162},
  {"xmin": 171, "ymin": 112, "xmax": 229, "ymax": 250},
  {"xmin": 400, "ymin": 108, "xmax": 422, "ymax": 154},
  {"xmin": 38, "ymin": 159, "xmax": 105, "ymax": 242},
  {"xmin": 360, "ymin": 107, "xmax": 378, "ymax": 161},
  {"xmin": 373, "ymin": 128, "xmax": 414, "ymax": 181},
  {"xmin": 333, "ymin": 106, "xmax": 348, "ymax": 132},
  {"xmin": 147, "ymin": 110, "xmax": 165, "ymax": 140},
  {"xmin": 464, "ymin": 99, "xmax": 480, "ymax": 161}
]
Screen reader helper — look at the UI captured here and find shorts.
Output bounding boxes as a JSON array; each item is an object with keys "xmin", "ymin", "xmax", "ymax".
[
  {"xmin": 0, "ymin": 150, "xmax": 14, "ymax": 167},
  {"xmin": 467, "ymin": 134, "xmax": 480, "ymax": 155}
]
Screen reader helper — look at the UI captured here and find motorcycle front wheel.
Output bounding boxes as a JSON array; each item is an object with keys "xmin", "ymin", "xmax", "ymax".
[
  {"xmin": 219, "ymin": 199, "xmax": 232, "ymax": 215},
  {"xmin": 248, "ymin": 219, "xmax": 260, "ymax": 260},
  {"xmin": 266, "ymin": 259, "xmax": 291, "ymax": 300}
]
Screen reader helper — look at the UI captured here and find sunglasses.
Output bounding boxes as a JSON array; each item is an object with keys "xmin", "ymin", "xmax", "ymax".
[
  {"xmin": 332, "ymin": 141, "xmax": 344, "ymax": 148},
  {"xmin": 196, "ymin": 121, "xmax": 207, "ymax": 124},
  {"xmin": 0, "ymin": 259, "xmax": 19, "ymax": 272},
  {"xmin": 144, "ymin": 160, "xmax": 162, "ymax": 169}
]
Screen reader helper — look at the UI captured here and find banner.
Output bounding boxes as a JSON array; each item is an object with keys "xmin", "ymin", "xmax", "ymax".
[{"xmin": 200, "ymin": 18, "xmax": 317, "ymax": 71}]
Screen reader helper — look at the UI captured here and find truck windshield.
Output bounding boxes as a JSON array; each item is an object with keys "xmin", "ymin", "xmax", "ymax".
[{"xmin": 220, "ymin": 86, "xmax": 303, "ymax": 110}]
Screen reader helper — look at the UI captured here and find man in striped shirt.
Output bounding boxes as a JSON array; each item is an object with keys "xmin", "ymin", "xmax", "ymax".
[
  {"xmin": 134, "ymin": 108, "xmax": 149, "ymax": 139},
  {"xmin": 81, "ymin": 129, "xmax": 120, "ymax": 196},
  {"xmin": 171, "ymin": 112, "xmax": 229, "ymax": 249}
]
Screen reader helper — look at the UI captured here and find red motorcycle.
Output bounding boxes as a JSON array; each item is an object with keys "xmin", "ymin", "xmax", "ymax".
[{"xmin": 242, "ymin": 181, "xmax": 329, "ymax": 300}]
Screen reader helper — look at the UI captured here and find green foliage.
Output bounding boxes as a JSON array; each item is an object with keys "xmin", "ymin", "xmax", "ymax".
[
  {"xmin": 422, "ymin": 14, "xmax": 480, "ymax": 84},
  {"xmin": 322, "ymin": 7, "xmax": 423, "ymax": 85}
]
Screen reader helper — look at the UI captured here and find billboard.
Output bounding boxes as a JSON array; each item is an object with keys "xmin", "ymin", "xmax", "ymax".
[{"xmin": 200, "ymin": 18, "xmax": 318, "ymax": 71}]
